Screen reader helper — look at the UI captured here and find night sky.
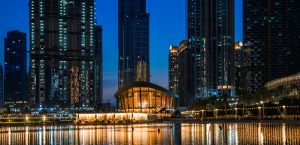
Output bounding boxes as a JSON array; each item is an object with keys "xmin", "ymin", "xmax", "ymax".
[{"xmin": 0, "ymin": 0, "xmax": 243, "ymax": 106}]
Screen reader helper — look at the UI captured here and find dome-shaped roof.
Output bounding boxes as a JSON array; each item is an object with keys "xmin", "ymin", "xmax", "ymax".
[{"xmin": 114, "ymin": 81, "xmax": 174, "ymax": 97}]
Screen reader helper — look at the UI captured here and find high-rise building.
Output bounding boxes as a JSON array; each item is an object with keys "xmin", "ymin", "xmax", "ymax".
[
  {"xmin": 118, "ymin": 0, "xmax": 150, "ymax": 88},
  {"xmin": 0, "ymin": 64, "xmax": 3, "ymax": 107},
  {"xmin": 29, "ymin": 0, "xmax": 95, "ymax": 107},
  {"xmin": 177, "ymin": 41, "xmax": 192, "ymax": 106},
  {"xmin": 187, "ymin": 0, "xmax": 235, "ymax": 98},
  {"xmin": 243, "ymin": 0, "xmax": 300, "ymax": 95},
  {"xmin": 234, "ymin": 41, "xmax": 243, "ymax": 91},
  {"xmin": 4, "ymin": 30, "xmax": 27, "ymax": 105},
  {"xmin": 94, "ymin": 25, "xmax": 103, "ymax": 105},
  {"xmin": 169, "ymin": 45, "xmax": 179, "ymax": 95},
  {"xmin": 169, "ymin": 41, "xmax": 193, "ymax": 107}
]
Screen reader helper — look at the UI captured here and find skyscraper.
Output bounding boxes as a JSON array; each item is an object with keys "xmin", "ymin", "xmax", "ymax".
[
  {"xmin": 4, "ymin": 30, "xmax": 27, "ymax": 104},
  {"xmin": 243, "ymin": 0, "xmax": 300, "ymax": 95},
  {"xmin": 94, "ymin": 25, "xmax": 103, "ymax": 105},
  {"xmin": 169, "ymin": 45, "xmax": 179, "ymax": 95},
  {"xmin": 0, "ymin": 64, "xmax": 3, "ymax": 107},
  {"xmin": 177, "ymin": 41, "xmax": 192, "ymax": 106},
  {"xmin": 234, "ymin": 41, "xmax": 244, "ymax": 92},
  {"xmin": 187, "ymin": 0, "xmax": 235, "ymax": 98},
  {"xmin": 169, "ymin": 41, "xmax": 193, "ymax": 107},
  {"xmin": 118, "ymin": 0, "xmax": 150, "ymax": 88},
  {"xmin": 29, "ymin": 0, "xmax": 95, "ymax": 107}
]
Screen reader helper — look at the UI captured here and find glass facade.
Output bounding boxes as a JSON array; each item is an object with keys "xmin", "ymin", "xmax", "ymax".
[
  {"xmin": 169, "ymin": 41, "xmax": 193, "ymax": 107},
  {"xmin": 187, "ymin": 0, "xmax": 235, "ymax": 98},
  {"xmin": 118, "ymin": 0, "xmax": 150, "ymax": 88},
  {"xmin": 29, "ymin": 0, "xmax": 95, "ymax": 107},
  {"xmin": 94, "ymin": 25, "xmax": 103, "ymax": 105},
  {"xmin": 4, "ymin": 30, "xmax": 27, "ymax": 104},
  {"xmin": 243, "ymin": 0, "xmax": 300, "ymax": 95},
  {"xmin": 115, "ymin": 82, "xmax": 175, "ymax": 113},
  {"xmin": 0, "ymin": 64, "xmax": 3, "ymax": 107},
  {"xmin": 168, "ymin": 45, "xmax": 179, "ymax": 95}
]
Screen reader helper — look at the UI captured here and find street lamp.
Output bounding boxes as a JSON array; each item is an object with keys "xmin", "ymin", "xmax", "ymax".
[
  {"xmin": 260, "ymin": 101, "xmax": 264, "ymax": 120},
  {"xmin": 25, "ymin": 115, "xmax": 29, "ymax": 121},
  {"xmin": 282, "ymin": 106, "xmax": 286, "ymax": 119},
  {"xmin": 258, "ymin": 107, "xmax": 262, "ymax": 120},
  {"xmin": 235, "ymin": 108, "xmax": 238, "ymax": 119}
]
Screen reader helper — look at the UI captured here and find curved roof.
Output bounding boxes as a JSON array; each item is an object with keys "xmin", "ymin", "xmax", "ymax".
[
  {"xmin": 114, "ymin": 82, "xmax": 174, "ymax": 97},
  {"xmin": 265, "ymin": 73, "xmax": 300, "ymax": 89}
]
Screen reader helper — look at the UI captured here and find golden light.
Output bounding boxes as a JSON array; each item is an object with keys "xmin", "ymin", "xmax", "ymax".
[
  {"xmin": 42, "ymin": 115, "xmax": 46, "ymax": 121},
  {"xmin": 25, "ymin": 115, "xmax": 29, "ymax": 121}
]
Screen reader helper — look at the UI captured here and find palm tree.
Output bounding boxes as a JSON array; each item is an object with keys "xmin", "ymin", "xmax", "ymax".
[
  {"xmin": 220, "ymin": 94, "xmax": 229, "ymax": 117},
  {"xmin": 237, "ymin": 88, "xmax": 248, "ymax": 116},
  {"xmin": 277, "ymin": 86, "xmax": 285, "ymax": 98}
]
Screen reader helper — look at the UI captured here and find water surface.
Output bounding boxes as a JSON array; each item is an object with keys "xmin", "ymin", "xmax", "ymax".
[{"xmin": 0, "ymin": 122, "xmax": 299, "ymax": 145}]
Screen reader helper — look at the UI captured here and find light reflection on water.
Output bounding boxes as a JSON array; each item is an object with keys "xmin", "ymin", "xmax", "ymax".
[{"xmin": 0, "ymin": 123, "xmax": 299, "ymax": 145}]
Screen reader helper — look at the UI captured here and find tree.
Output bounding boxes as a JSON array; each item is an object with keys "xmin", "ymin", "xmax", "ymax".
[{"xmin": 220, "ymin": 94, "xmax": 229, "ymax": 116}]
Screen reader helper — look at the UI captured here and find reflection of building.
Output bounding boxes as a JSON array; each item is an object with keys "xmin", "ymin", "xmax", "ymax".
[
  {"xmin": 29, "ymin": 0, "xmax": 95, "ymax": 107},
  {"xmin": 265, "ymin": 73, "xmax": 300, "ymax": 99},
  {"xmin": 0, "ymin": 64, "xmax": 3, "ymax": 107},
  {"xmin": 4, "ymin": 30, "xmax": 27, "ymax": 105},
  {"xmin": 95, "ymin": 25, "xmax": 103, "ymax": 105},
  {"xmin": 114, "ymin": 82, "xmax": 175, "ymax": 113},
  {"xmin": 244, "ymin": 0, "xmax": 300, "ymax": 95},
  {"xmin": 118, "ymin": 0, "xmax": 150, "ymax": 88},
  {"xmin": 187, "ymin": 0, "xmax": 235, "ymax": 98}
]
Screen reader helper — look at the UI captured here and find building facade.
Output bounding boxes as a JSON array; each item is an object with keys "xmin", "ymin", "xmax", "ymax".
[
  {"xmin": 29, "ymin": 0, "xmax": 95, "ymax": 107},
  {"xmin": 264, "ymin": 73, "xmax": 300, "ymax": 101},
  {"xmin": 169, "ymin": 41, "xmax": 193, "ymax": 107},
  {"xmin": 234, "ymin": 41, "xmax": 244, "ymax": 92},
  {"xmin": 4, "ymin": 30, "xmax": 27, "ymax": 105},
  {"xmin": 187, "ymin": 0, "xmax": 235, "ymax": 98},
  {"xmin": 243, "ymin": 0, "xmax": 300, "ymax": 95},
  {"xmin": 118, "ymin": 0, "xmax": 150, "ymax": 88},
  {"xmin": 94, "ymin": 25, "xmax": 103, "ymax": 105},
  {"xmin": 177, "ymin": 41, "xmax": 192, "ymax": 106},
  {"xmin": 169, "ymin": 45, "xmax": 179, "ymax": 95},
  {"xmin": 0, "ymin": 64, "xmax": 3, "ymax": 107},
  {"xmin": 115, "ymin": 82, "xmax": 175, "ymax": 113}
]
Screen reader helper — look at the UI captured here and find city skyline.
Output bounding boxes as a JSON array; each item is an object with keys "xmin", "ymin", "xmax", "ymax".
[
  {"xmin": 0, "ymin": 0, "xmax": 243, "ymax": 106},
  {"xmin": 0, "ymin": 2, "xmax": 299, "ymax": 144}
]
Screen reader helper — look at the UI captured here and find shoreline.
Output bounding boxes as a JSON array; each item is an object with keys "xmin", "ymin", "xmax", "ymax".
[{"xmin": 1, "ymin": 119, "xmax": 300, "ymax": 127}]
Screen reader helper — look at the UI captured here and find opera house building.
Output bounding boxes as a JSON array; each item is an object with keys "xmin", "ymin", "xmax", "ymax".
[
  {"xmin": 114, "ymin": 82, "xmax": 175, "ymax": 113},
  {"xmin": 265, "ymin": 73, "xmax": 300, "ymax": 99}
]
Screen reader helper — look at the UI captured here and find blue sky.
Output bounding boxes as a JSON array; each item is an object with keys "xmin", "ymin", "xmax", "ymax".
[{"xmin": 0, "ymin": 0, "xmax": 242, "ymax": 105}]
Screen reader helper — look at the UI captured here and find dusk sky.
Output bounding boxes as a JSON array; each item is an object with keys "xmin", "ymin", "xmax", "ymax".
[{"xmin": 0, "ymin": 0, "xmax": 242, "ymax": 105}]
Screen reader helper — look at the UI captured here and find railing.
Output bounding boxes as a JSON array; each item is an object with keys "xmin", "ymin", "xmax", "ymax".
[
  {"xmin": 187, "ymin": 106, "xmax": 300, "ymax": 120},
  {"xmin": 0, "ymin": 114, "xmax": 75, "ymax": 122}
]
